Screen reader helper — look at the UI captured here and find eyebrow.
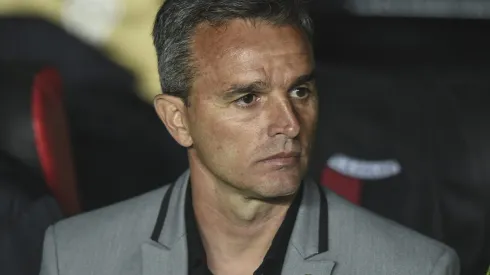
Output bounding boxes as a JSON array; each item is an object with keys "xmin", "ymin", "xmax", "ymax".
[
  {"xmin": 222, "ymin": 81, "xmax": 268, "ymax": 101},
  {"xmin": 287, "ymin": 71, "xmax": 316, "ymax": 91},
  {"xmin": 221, "ymin": 71, "xmax": 316, "ymax": 101}
]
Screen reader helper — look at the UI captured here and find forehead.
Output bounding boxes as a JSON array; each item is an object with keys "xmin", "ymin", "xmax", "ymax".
[{"xmin": 190, "ymin": 19, "xmax": 313, "ymax": 91}]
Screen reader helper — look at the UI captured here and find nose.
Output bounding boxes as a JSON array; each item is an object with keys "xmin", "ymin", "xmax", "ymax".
[{"xmin": 267, "ymin": 98, "xmax": 300, "ymax": 138}]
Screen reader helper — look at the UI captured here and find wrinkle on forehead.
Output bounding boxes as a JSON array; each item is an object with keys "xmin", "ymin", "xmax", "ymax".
[
  {"xmin": 193, "ymin": 19, "xmax": 310, "ymax": 67},
  {"xmin": 190, "ymin": 19, "xmax": 313, "ymax": 98}
]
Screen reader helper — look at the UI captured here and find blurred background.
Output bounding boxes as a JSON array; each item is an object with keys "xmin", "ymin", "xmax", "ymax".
[{"xmin": 0, "ymin": 0, "xmax": 489, "ymax": 275}]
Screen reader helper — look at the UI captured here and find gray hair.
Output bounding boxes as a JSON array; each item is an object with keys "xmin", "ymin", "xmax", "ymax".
[{"xmin": 152, "ymin": 0, "xmax": 314, "ymax": 102}]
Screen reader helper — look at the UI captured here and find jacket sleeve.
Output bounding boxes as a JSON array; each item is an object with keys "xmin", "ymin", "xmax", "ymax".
[
  {"xmin": 39, "ymin": 226, "xmax": 60, "ymax": 275},
  {"xmin": 430, "ymin": 248, "xmax": 460, "ymax": 275}
]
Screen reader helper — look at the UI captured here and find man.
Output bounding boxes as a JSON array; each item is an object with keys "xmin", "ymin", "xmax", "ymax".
[{"xmin": 40, "ymin": 0, "xmax": 460, "ymax": 274}]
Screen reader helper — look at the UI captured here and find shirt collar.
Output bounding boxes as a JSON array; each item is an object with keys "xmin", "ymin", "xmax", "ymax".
[{"xmin": 184, "ymin": 183, "xmax": 304, "ymax": 274}]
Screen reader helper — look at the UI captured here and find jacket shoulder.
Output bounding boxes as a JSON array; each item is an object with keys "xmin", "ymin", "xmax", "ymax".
[
  {"xmin": 324, "ymin": 188, "xmax": 459, "ymax": 274},
  {"xmin": 56, "ymin": 184, "xmax": 170, "ymax": 233},
  {"xmin": 45, "ymin": 184, "xmax": 172, "ymax": 274}
]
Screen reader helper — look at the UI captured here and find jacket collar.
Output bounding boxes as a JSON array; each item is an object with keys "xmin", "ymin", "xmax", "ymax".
[{"xmin": 141, "ymin": 170, "xmax": 336, "ymax": 275}]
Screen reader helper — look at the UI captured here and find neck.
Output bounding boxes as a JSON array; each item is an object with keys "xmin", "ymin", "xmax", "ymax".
[{"xmin": 189, "ymin": 159, "xmax": 296, "ymax": 274}]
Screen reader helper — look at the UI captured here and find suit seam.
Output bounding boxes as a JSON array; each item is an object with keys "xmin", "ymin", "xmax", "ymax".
[
  {"xmin": 428, "ymin": 248, "xmax": 447, "ymax": 275},
  {"xmin": 52, "ymin": 225, "xmax": 61, "ymax": 275},
  {"xmin": 290, "ymin": 241, "xmax": 305, "ymax": 259}
]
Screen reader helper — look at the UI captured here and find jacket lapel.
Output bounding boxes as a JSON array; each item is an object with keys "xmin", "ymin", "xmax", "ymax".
[
  {"xmin": 282, "ymin": 179, "xmax": 336, "ymax": 275},
  {"xmin": 140, "ymin": 171, "xmax": 335, "ymax": 275},
  {"xmin": 141, "ymin": 240, "xmax": 180, "ymax": 275},
  {"xmin": 282, "ymin": 249, "xmax": 335, "ymax": 275},
  {"xmin": 141, "ymin": 170, "xmax": 191, "ymax": 275}
]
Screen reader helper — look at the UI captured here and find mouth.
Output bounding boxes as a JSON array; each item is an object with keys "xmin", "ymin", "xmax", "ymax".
[{"xmin": 260, "ymin": 151, "xmax": 301, "ymax": 166}]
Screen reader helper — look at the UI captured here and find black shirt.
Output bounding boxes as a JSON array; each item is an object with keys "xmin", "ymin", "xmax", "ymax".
[{"xmin": 185, "ymin": 184, "xmax": 303, "ymax": 275}]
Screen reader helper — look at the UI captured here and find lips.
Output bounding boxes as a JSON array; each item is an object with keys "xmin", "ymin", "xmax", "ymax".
[
  {"xmin": 260, "ymin": 151, "xmax": 301, "ymax": 166},
  {"xmin": 263, "ymin": 151, "xmax": 300, "ymax": 160}
]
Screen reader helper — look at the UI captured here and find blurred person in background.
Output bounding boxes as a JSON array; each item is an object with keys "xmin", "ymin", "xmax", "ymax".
[
  {"xmin": 0, "ymin": 1, "xmax": 188, "ymax": 210},
  {"xmin": 40, "ymin": 1, "xmax": 459, "ymax": 274},
  {"xmin": 0, "ymin": 0, "xmax": 162, "ymax": 103},
  {"xmin": 0, "ymin": 151, "xmax": 62, "ymax": 275},
  {"xmin": 0, "ymin": 63, "xmax": 67, "ymax": 275}
]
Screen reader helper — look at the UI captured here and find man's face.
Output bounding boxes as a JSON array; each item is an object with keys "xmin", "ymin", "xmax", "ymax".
[{"xmin": 186, "ymin": 19, "xmax": 318, "ymax": 199}]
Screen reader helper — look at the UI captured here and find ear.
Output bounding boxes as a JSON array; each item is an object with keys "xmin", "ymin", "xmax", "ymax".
[{"xmin": 154, "ymin": 94, "xmax": 193, "ymax": 147}]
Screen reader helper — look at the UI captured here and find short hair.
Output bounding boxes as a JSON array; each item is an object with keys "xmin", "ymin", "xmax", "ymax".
[{"xmin": 152, "ymin": 0, "xmax": 314, "ymax": 102}]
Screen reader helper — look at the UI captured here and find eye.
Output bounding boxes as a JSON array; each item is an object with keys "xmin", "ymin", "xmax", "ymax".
[
  {"xmin": 290, "ymin": 87, "xmax": 310, "ymax": 99},
  {"xmin": 235, "ymin": 93, "xmax": 259, "ymax": 108}
]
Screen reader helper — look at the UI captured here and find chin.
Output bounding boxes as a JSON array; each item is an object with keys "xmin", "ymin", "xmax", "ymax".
[{"xmin": 255, "ymin": 174, "xmax": 302, "ymax": 199}]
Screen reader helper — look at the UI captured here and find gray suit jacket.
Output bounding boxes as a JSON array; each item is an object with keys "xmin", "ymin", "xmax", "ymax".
[{"xmin": 40, "ymin": 170, "xmax": 459, "ymax": 275}]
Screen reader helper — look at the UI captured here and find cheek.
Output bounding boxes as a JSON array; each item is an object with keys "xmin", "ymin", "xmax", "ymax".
[
  {"xmin": 194, "ymin": 115, "xmax": 251, "ymax": 159},
  {"xmin": 298, "ymin": 105, "xmax": 318, "ymax": 135}
]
